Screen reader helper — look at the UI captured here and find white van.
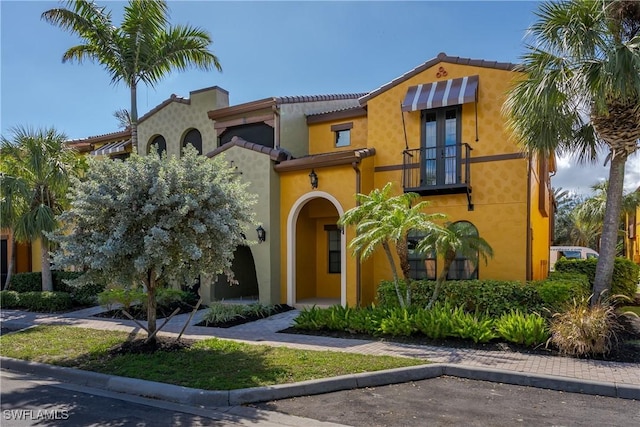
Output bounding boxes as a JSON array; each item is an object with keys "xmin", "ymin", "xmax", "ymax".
[{"xmin": 549, "ymin": 246, "xmax": 599, "ymax": 271}]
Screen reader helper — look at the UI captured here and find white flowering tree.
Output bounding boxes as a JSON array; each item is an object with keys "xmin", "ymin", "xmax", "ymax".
[{"xmin": 51, "ymin": 147, "xmax": 256, "ymax": 341}]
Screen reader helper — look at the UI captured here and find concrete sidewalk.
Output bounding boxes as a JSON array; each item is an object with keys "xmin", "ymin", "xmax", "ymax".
[{"xmin": 1, "ymin": 306, "xmax": 639, "ymax": 404}]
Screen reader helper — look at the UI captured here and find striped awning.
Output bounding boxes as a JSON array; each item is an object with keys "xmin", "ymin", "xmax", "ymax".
[
  {"xmin": 401, "ymin": 75, "xmax": 479, "ymax": 112},
  {"xmin": 90, "ymin": 139, "xmax": 131, "ymax": 156}
]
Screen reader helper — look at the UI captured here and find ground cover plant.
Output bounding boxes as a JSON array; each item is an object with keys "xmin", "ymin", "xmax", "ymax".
[
  {"xmin": 289, "ymin": 299, "xmax": 640, "ymax": 362},
  {"xmin": 0, "ymin": 326, "xmax": 424, "ymax": 390},
  {"xmin": 94, "ymin": 287, "xmax": 201, "ymax": 320},
  {"xmin": 196, "ymin": 302, "xmax": 293, "ymax": 328}
]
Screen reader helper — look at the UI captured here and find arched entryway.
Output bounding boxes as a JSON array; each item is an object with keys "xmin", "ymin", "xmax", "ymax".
[
  {"xmin": 287, "ymin": 191, "xmax": 346, "ymax": 307},
  {"xmin": 213, "ymin": 245, "xmax": 259, "ymax": 300}
]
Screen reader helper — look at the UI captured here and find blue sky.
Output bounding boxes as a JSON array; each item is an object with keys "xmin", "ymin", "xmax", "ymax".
[{"xmin": 1, "ymin": 0, "xmax": 638, "ymax": 194}]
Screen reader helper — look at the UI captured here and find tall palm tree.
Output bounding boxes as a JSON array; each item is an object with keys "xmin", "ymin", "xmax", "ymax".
[
  {"xmin": 0, "ymin": 127, "xmax": 83, "ymax": 291},
  {"xmin": 0, "ymin": 172, "xmax": 27, "ymax": 289},
  {"xmin": 42, "ymin": 0, "xmax": 222, "ymax": 152},
  {"xmin": 339, "ymin": 183, "xmax": 445, "ymax": 308},
  {"xmin": 504, "ymin": 0, "xmax": 640, "ymax": 304},
  {"xmin": 417, "ymin": 221, "xmax": 493, "ymax": 309}
]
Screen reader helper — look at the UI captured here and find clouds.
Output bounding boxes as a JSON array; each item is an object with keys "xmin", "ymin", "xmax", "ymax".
[{"xmin": 552, "ymin": 150, "xmax": 640, "ymax": 195}]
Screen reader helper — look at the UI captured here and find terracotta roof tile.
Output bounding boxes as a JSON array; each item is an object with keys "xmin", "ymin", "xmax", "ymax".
[
  {"xmin": 275, "ymin": 93, "xmax": 368, "ymax": 104},
  {"xmin": 274, "ymin": 147, "xmax": 376, "ymax": 172},
  {"xmin": 206, "ymin": 136, "xmax": 293, "ymax": 162}
]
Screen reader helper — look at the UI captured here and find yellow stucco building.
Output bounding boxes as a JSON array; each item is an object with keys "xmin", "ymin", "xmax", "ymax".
[{"xmin": 276, "ymin": 53, "xmax": 554, "ymax": 307}]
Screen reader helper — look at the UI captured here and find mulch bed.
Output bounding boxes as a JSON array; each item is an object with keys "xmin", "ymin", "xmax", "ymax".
[
  {"xmin": 107, "ymin": 336, "xmax": 196, "ymax": 355},
  {"xmin": 93, "ymin": 301, "xmax": 205, "ymax": 320},
  {"xmin": 195, "ymin": 304, "xmax": 294, "ymax": 328}
]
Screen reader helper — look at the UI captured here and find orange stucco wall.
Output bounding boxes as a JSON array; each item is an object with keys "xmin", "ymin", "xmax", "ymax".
[{"xmin": 280, "ymin": 59, "xmax": 550, "ymax": 307}]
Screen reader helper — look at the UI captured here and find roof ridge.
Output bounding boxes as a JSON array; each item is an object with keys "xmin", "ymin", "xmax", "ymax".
[{"xmin": 276, "ymin": 93, "xmax": 369, "ymax": 104}]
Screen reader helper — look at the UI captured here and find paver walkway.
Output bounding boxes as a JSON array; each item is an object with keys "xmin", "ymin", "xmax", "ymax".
[{"xmin": 1, "ymin": 306, "xmax": 639, "ymax": 386}]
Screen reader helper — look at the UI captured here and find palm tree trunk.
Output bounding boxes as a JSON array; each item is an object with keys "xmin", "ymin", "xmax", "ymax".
[
  {"xmin": 130, "ymin": 81, "xmax": 138, "ymax": 153},
  {"xmin": 592, "ymin": 153, "xmax": 627, "ymax": 305},
  {"xmin": 382, "ymin": 241, "xmax": 405, "ymax": 309},
  {"xmin": 4, "ymin": 237, "xmax": 17, "ymax": 290},
  {"xmin": 40, "ymin": 236, "xmax": 53, "ymax": 291},
  {"xmin": 146, "ymin": 269, "xmax": 157, "ymax": 343},
  {"xmin": 427, "ymin": 257, "xmax": 453, "ymax": 309}
]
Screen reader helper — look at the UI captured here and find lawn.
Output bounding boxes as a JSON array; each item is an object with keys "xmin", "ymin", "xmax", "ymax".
[
  {"xmin": 0, "ymin": 326, "xmax": 425, "ymax": 390},
  {"xmin": 620, "ymin": 305, "xmax": 640, "ymax": 316}
]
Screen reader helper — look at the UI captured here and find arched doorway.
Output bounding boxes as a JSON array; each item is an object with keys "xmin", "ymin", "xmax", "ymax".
[
  {"xmin": 287, "ymin": 191, "xmax": 346, "ymax": 307},
  {"xmin": 213, "ymin": 245, "xmax": 259, "ymax": 300}
]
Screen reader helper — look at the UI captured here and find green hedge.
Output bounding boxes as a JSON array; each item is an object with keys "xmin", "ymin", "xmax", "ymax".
[
  {"xmin": 376, "ymin": 279, "xmax": 544, "ymax": 317},
  {"xmin": 0, "ymin": 290, "xmax": 73, "ymax": 312},
  {"xmin": 530, "ymin": 272, "xmax": 590, "ymax": 313},
  {"xmin": 555, "ymin": 257, "xmax": 640, "ymax": 300},
  {"xmin": 7, "ymin": 271, "xmax": 104, "ymax": 306}
]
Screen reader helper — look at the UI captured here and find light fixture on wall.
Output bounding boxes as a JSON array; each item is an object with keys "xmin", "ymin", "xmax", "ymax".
[
  {"xmin": 309, "ymin": 169, "xmax": 318, "ymax": 189},
  {"xmin": 256, "ymin": 225, "xmax": 266, "ymax": 243}
]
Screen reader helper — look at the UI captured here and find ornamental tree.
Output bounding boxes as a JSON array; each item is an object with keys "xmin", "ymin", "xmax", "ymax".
[{"xmin": 51, "ymin": 147, "xmax": 256, "ymax": 341}]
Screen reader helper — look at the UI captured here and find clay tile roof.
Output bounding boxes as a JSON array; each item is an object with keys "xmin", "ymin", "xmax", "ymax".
[
  {"xmin": 66, "ymin": 129, "xmax": 131, "ymax": 145},
  {"xmin": 275, "ymin": 93, "xmax": 369, "ymax": 104},
  {"xmin": 206, "ymin": 136, "xmax": 293, "ymax": 162},
  {"xmin": 138, "ymin": 94, "xmax": 190, "ymax": 124},
  {"xmin": 359, "ymin": 52, "xmax": 519, "ymax": 105},
  {"xmin": 273, "ymin": 147, "xmax": 376, "ymax": 172},
  {"xmin": 306, "ymin": 105, "xmax": 367, "ymax": 124}
]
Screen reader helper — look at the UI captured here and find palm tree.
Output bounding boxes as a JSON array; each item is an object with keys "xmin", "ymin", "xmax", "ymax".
[
  {"xmin": 0, "ymin": 172, "xmax": 27, "ymax": 289},
  {"xmin": 42, "ymin": 0, "xmax": 222, "ymax": 152},
  {"xmin": 573, "ymin": 180, "xmax": 640, "ymax": 251},
  {"xmin": 113, "ymin": 108, "xmax": 131, "ymax": 130},
  {"xmin": 0, "ymin": 127, "xmax": 83, "ymax": 291},
  {"xmin": 339, "ymin": 183, "xmax": 445, "ymax": 308},
  {"xmin": 417, "ymin": 221, "xmax": 493, "ymax": 309},
  {"xmin": 504, "ymin": 0, "xmax": 640, "ymax": 304}
]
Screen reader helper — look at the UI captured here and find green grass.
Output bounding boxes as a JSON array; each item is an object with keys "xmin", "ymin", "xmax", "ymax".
[{"xmin": 0, "ymin": 326, "xmax": 425, "ymax": 390}]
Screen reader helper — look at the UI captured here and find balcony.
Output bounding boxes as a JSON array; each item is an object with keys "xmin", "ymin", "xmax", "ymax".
[{"xmin": 402, "ymin": 143, "xmax": 473, "ymax": 209}]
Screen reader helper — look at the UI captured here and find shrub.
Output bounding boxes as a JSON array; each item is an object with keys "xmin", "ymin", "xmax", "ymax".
[
  {"xmin": 17, "ymin": 291, "xmax": 73, "ymax": 312},
  {"xmin": 450, "ymin": 309, "xmax": 497, "ymax": 343},
  {"xmin": 495, "ymin": 310, "xmax": 549, "ymax": 346},
  {"xmin": 533, "ymin": 277, "xmax": 589, "ymax": 314},
  {"xmin": 378, "ymin": 308, "xmax": 415, "ymax": 336},
  {"xmin": 0, "ymin": 290, "xmax": 20, "ymax": 308},
  {"xmin": 293, "ymin": 305, "xmax": 328, "ymax": 331},
  {"xmin": 377, "ymin": 279, "xmax": 544, "ymax": 316},
  {"xmin": 555, "ymin": 257, "xmax": 640, "ymax": 300},
  {"xmin": 97, "ymin": 287, "xmax": 145, "ymax": 311},
  {"xmin": 549, "ymin": 298, "xmax": 620, "ymax": 356},
  {"xmin": 8, "ymin": 272, "xmax": 41, "ymax": 292},
  {"xmin": 202, "ymin": 302, "xmax": 248, "ymax": 325},
  {"xmin": 345, "ymin": 306, "xmax": 385, "ymax": 335},
  {"xmin": 413, "ymin": 302, "xmax": 458, "ymax": 339}
]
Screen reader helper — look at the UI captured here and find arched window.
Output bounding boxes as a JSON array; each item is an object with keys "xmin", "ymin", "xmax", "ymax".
[
  {"xmin": 447, "ymin": 221, "xmax": 480, "ymax": 280},
  {"xmin": 407, "ymin": 230, "xmax": 436, "ymax": 280},
  {"xmin": 182, "ymin": 128, "xmax": 202, "ymax": 155},
  {"xmin": 148, "ymin": 135, "xmax": 166, "ymax": 156}
]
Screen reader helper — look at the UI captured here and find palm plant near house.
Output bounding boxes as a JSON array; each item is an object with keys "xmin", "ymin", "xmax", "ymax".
[
  {"xmin": 504, "ymin": 0, "xmax": 640, "ymax": 305},
  {"xmin": 417, "ymin": 221, "xmax": 493, "ymax": 309},
  {"xmin": 42, "ymin": 0, "xmax": 221, "ymax": 152},
  {"xmin": 0, "ymin": 126, "xmax": 83, "ymax": 291},
  {"xmin": 339, "ymin": 183, "xmax": 445, "ymax": 309}
]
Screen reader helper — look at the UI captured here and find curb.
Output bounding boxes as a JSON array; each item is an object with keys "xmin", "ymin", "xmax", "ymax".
[{"xmin": 2, "ymin": 356, "xmax": 638, "ymax": 406}]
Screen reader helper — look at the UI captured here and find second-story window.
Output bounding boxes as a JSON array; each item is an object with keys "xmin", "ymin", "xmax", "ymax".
[
  {"xmin": 331, "ymin": 123, "xmax": 352, "ymax": 148},
  {"xmin": 422, "ymin": 106, "xmax": 461, "ymax": 187}
]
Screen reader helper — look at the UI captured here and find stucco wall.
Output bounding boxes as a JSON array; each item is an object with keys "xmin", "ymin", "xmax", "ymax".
[
  {"xmin": 203, "ymin": 145, "xmax": 280, "ymax": 304},
  {"xmin": 137, "ymin": 87, "xmax": 228, "ymax": 157},
  {"xmin": 308, "ymin": 116, "xmax": 368, "ymax": 155}
]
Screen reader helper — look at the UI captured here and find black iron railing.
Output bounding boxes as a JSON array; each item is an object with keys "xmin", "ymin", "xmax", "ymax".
[{"xmin": 402, "ymin": 143, "xmax": 472, "ymax": 195}]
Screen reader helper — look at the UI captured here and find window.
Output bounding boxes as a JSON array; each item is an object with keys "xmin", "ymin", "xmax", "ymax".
[
  {"xmin": 325, "ymin": 225, "xmax": 341, "ymax": 274},
  {"xmin": 148, "ymin": 135, "xmax": 166, "ymax": 156},
  {"xmin": 182, "ymin": 128, "xmax": 202, "ymax": 155},
  {"xmin": 407, "ymin": 231, "xmax": 436, "ymax": 280},
  {"xmin": 331, "ymin": 123, "xmax": 352, "ymax": 148},
  {"xmin": 422, "ymin": 106, "xmax": 461, "ymax": 186},
  {"xmin": 446, "ymin": 221, "xmax": 480, "ymax": 280}
]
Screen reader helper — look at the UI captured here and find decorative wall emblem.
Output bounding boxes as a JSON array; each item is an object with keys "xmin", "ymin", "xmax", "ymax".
[{"xmin": 436, "ymin": 66, "xmax": 448, "ymax": 78}]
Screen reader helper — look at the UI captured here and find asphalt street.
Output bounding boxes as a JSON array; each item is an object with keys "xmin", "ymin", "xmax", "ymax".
[
  {"xmin": 253, "ymin": 376, "xmax": 640, "ymax": 427},
  {"xmin": 0, "ymin": 370, "xmax": 345, "ymax": 427}
]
